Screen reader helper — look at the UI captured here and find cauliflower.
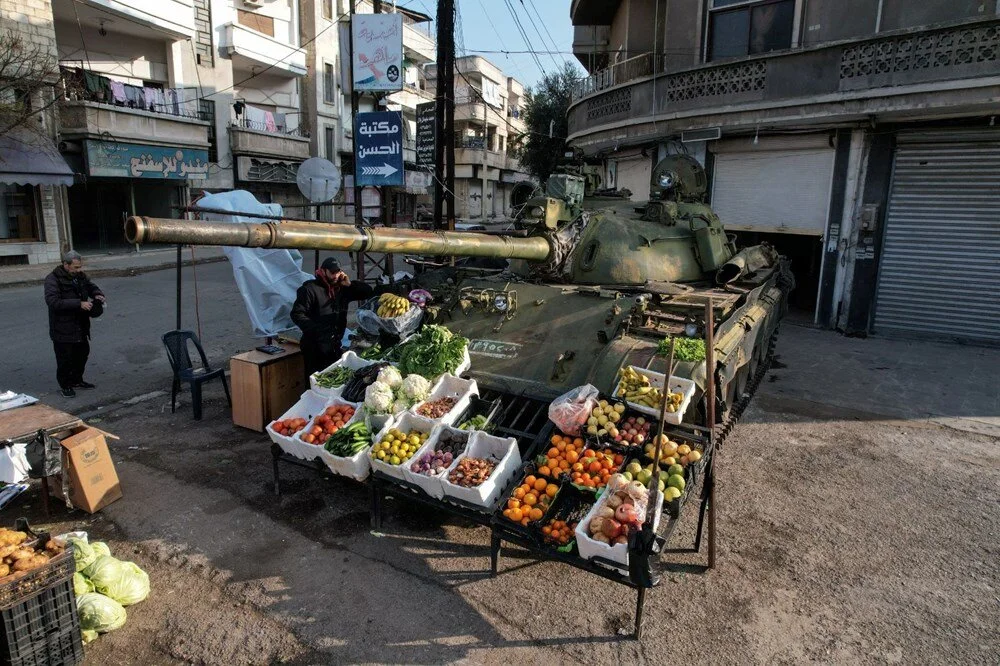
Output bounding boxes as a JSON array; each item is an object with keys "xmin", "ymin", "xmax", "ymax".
[
  {"xmin": 392, "ymin": 396, "xmax": 412, "ymax": 415},
  {"xmin": 376, "ymin": 365, "xmax": 403, "ymax": 389},
  {"xmin": 400, "ymin": 374, "xmax": 431, "ymax": 401},
  {"xmin": 364, "ymin": 381, "xmax": 395, "ymax": 414}
]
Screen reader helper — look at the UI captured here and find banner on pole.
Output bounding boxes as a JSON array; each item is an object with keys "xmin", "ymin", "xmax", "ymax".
[{"xmin": 351, "ymin": 14, "xmax": 403, "ymax": 91}]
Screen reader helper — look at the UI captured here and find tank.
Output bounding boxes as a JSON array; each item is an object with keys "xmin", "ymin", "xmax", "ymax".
[{"xmin": 125, "ymin": 155, "xmax": 794, "ymax": 428}]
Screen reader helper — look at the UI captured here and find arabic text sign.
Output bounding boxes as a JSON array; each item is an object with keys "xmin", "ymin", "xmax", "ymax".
[
  {"xmin": 85, "ymin": 141, "xmax": 209, "ymax": 180},
  {"xmin": 415, "ymin": 101, "xmax": 436, "ymax": 167},
  {"xmin": 355, "ymin": 111, "xmax": 404, "ymax": 187},
  {"xmin": 352, "ymin": 13, "xmax": 403, "ymax": 92},
  {"xmin": 468, "ymin": 339, "xmax": 522, "ymax": 359}
]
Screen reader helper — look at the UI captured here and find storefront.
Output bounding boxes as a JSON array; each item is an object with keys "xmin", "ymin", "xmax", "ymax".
[
  {"xmin": 67, "ymin": 140, "xmax": 208, "ymax": 252},
  {"xmin": 0, "ymin": 128, "xmax": 73, "ymax": 265}
]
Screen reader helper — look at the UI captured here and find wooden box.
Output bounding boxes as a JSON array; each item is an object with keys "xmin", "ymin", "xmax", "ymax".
[{"xmin": 230, "ymin": 342, "xmax": 305, "ymax": 432}]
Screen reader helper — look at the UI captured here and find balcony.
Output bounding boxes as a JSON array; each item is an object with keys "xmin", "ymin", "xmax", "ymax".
[
  {"xmin": 567, "ymin": 18, "xmax": 1000, "ymax": 150},
  {"xmin": 403, "ymin": 22, "xmax": 436, "ymax": 63},
  {"xmin": 221, "ymin": 23, "xmax": 307, "ymax": 77},
  {"xmin": 68, "ymin": 0, "xmax": 196, "ymax": 39},
  {"xmin": 59, "ymin": 101, "xmax": 209, "ymax": 148},
  {"xmin": 229, "ymin": 123, "xmax": 310, "ymax": 160},
  {"xmin": 454, "ymin": 144, "xmax": 506, "ymax": 169},
  {"xmin": 389, "ymin": 84, "xmax": 434, "ymax": 111},
  {"xmin": 573, "ymin": 25, "xmax": 611, "ymax": 70}
]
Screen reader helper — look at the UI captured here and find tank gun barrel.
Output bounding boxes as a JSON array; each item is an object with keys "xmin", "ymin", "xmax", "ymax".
[{"xmin": 124, "ymin": 216, "xmax": 551, "ymax": 262}]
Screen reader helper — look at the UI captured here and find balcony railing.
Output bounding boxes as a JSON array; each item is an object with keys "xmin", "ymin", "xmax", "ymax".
[
  {"xmin": 231, "ymin": 118, "xmax": 309, "ymax": 138},
  {"xmin": 59, "ymin": 66, "xmax": 203, "ymax": 120},
  {"xmin": 572, "ymin": 53, "xmax": 669, "ymax": 102}
]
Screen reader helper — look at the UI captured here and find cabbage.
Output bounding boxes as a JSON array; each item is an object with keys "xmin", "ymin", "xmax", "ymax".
[
  {"xmin": 364, "ymin": 381, "xmax": 395, "ymax": 414},
  {"xmin": 400, "ymin": 374, "xmax": 431, "ymax": 401},
  {"xmin": 67, "ymin": 538, "xmax": 97, "ymax": 573},
  {"xmin": 376, "ymin": 366, "xmax": 402, "ymax": 389},
  {"xmin": 77, "ymin": 592, "xmax": 126, "ymax": 633},
  {"xmin": 74, "ymin": 572, "xmax": 94, "ymax": 596},
  {"xmin": 85, "ymin": 556, "xmax": 150, "ymax": 606},
  {"xmin": 91, "ymin": 542, "xmax": 111, "ymax": 558},
  {"xmin": 81, "ymin": 629, "xmax": 99, "ymax": 644}
]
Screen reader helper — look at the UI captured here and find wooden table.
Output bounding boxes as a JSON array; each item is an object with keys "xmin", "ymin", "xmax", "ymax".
[
  {"xmin": 0, "ymin": 403, "xmax": 83, "ymax": 515},
  {"xmin": 230, "ymin": 342, "xmax": 305, "ymax": 432}
]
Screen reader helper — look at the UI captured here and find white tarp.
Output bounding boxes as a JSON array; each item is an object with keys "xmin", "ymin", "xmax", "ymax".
[
  {"xmin": 198, "ymin": 191, "xmax": 312, "ymax": 338},
  {"xmin": 481, "ymin": 78, "xmax": 502, "ymax": 109}
]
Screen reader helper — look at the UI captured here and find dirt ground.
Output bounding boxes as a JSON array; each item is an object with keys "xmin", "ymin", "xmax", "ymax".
[{"xmin": 12, "ymin": 368, "xmax": 998, "ymax": 665}]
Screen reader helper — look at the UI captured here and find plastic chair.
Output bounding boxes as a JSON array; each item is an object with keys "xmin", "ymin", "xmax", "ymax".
[{"xmin": 161, "ymin": 330, "xmax": 231, "ymax": 420}]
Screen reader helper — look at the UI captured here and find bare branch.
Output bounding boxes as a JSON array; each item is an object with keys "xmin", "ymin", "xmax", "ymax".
[{"xmin": 0, "ymin": 27, "xmax": 60, "ymax": 138}]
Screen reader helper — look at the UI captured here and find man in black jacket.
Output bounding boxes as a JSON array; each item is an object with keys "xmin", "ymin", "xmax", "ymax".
[
  {"xmin": 44, "ymin": 251, "xmax": 105, "ymax": 397},
  {"xmin": 291, "ymin": 258, "xmax": 374, "ymax": 379}
]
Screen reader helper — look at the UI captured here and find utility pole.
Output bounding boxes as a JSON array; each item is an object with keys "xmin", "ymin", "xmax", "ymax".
[
  {"xmin": 434, "ymin": 0, "xmax": 455, "ymax": 231},
  {"xmin": 481, "ymin": 101, "xmax": 488, "ymax": 220}
]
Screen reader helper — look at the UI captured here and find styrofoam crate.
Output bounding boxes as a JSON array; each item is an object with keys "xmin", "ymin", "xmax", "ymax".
[
  {"xmin": 265, "ymin": 390, "xmax": 330, "ymax": 460},
  {"xmin": 574, "ymin": 486, "xmax": 664, "ymax": 569},
  {"xmin": 439, "ymin": 431, "xmax": 520, "ymax": 508},
  {"xmin": 453, "ymin": 345, "xmax": 471, "ymax": 378},
  {"xmin": 309, "ymin": 351, "xmax": 376, "ymax": 398},
  {"xmin": 369, "ymin": 412, "xmax": 438, "ymax": 481},
  {"xmin": 612, "ymin": 367, "xmax": 696, "ymax": 424},
  {"xmin": 401, "ymin": 425, "xmax": 472, "ymax": 499},
  {"xmin": 410, "ymin": 374, "xmax": 478, "ymax": 426},
  {"xmin": 293, "ymin": 398, "xmax": 362, "ymax": 461}
]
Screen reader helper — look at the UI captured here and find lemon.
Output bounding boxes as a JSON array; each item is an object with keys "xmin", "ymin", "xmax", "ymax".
[
  {"xmin": 390, "ymin": 455, "xmax": 401, "ymax": 465},
  {"xmin": 664, "ymin": 486, "xmax": 682, "ymax": 500},
  {"xmin": 667, "ymin": 474, "xmax": 685, "ymax": 492}
]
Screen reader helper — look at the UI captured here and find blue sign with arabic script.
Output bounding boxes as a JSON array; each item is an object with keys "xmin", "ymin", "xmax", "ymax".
[
  {"xmin": 84, "ymin": 140, "xmax": 209, "ymax": 180},
  {"xmin": 355, "ymin": 111, "xmax": 404, "ymax": 187}
]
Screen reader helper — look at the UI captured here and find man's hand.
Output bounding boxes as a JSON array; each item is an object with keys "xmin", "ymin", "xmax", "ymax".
[
  {"xmin": 95, "ymin": 295, "xmax": 106, "ymax": 303},
  {"xmin": 80, "ymin": 301, "xmax": 93, "ymax": 311},
  {"xmin": 335, "ymin": 271, "xmax": 350, "ymax": 287}
]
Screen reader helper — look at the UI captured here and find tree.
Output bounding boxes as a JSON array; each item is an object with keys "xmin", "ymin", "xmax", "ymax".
[
  {"xmin": 0, "ymin": 27, "xmax": 60, "ymax": 138},
  {"xmin": 520, "ymin": 62, "xmax": 579, "ymax": 183}
]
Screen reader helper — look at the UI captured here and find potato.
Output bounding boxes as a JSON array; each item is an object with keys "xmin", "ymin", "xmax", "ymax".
[
  {"xmin": 8, "ymin": 548, "xmax": 34, "ymax": 561},
  {"xmin": 0, "ymin": 563, "xmax": 8, "ymax": 577},
  {"xmin": 0, "ymin": 544, "xmax": 17, "ymax": 559}
]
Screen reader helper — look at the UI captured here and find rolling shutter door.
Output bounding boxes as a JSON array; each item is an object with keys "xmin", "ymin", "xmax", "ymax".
[
  {"xmin": 613, "ymin": 156, "xmax": 651, "ymax": 203},
  {"xmin": 873, "ymin": 133, "xmax": 1000, "ymax": 342},
  {"xmin": 710, "ymin": 147, "xmax": 835, "ymax": 234}
]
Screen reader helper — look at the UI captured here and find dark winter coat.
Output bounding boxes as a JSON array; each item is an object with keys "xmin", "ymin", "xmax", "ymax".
[
  {"xmin": 290, "ymin": 279, "xmax": 374, "ymax": 355},
  {"xmin": 44, "ymin": 266, "xmax": 104, "ymax": 343}
]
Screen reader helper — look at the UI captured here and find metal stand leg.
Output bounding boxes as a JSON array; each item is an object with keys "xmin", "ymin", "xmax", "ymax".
[
  {"xmin": 633, "ymin": 586, "xmax": 647, "ymax": 639},
  {"xmin": 270, "ymin": 443, "xmax": 282, "ymax": 496},
  {"xmin": 707, "ymin": 458, "xmax": 717, "ymax": 570},
  {"xmin": 694, "ymin": 464, "xmax": 712, "ymax": 552},
  {"xmin": 490, "ymin": 532, "xmax": 501, "ymax": 576},
  {"xmin": 369, "ymin": 479, "xmax": 382, "ymax": 530}
]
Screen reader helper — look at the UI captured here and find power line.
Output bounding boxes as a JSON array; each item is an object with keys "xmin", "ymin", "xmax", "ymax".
[
  {"xmin": 500, "ymin": 0, "xmax": 546, "ymax": 75},
  {"xmin": 518, "ymin": 0, "xmax": 561, "ymax": 71}
]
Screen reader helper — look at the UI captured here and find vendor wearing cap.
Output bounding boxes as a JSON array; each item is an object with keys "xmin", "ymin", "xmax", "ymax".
[{"xmin": 291, "ymin": 258, "xmax": 374, "ymax": 379}]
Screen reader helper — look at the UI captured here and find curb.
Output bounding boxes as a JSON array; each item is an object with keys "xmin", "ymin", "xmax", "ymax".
[{"xmin": 0, "ymin": 255, "xmax": 229, "ymax": 289}]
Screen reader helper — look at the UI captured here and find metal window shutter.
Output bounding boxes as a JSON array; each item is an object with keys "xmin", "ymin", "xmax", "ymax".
[
  {"xmin": 710, "ymin": 148, "xmax": 835, "ymax": 235},
  {"xmin": 614, "ymin": 156, "xmax": 651, "ymax": 203},
  {"xmin": 873, "ymin": 137, "xmax": 1000, "ymax": 342}
]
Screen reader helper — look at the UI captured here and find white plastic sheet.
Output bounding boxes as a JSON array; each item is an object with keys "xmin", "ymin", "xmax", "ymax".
[{"xmin": 198, "ymin": 191, "xmax": 313, "ymax": 338}]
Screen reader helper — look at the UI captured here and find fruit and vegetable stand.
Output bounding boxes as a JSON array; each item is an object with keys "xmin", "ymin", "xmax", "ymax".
[{"xmin": 265, "ymin": 310, "xmax": 722, "ymax": 639}]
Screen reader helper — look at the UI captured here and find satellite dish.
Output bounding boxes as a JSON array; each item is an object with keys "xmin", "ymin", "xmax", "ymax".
[{"xmin": 296, "ymin": 157, "xmax": 342, "ymax": 204}]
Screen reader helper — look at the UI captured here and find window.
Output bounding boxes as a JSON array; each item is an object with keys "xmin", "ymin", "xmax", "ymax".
[
  {"xmin": 322, "ymin": 0, "xmax": 332, "ymax": 20},
  {"xmin": 237, "ymin": 9, "xmax": 274, "ymax": 37},
  {"xmin": 0, "ymin": 184, "xmax": 41, "ymax": 242},
  {"xmin": 198, "ymin": 99, "xmax": 218, "ymax": 162},
  {"xmin": 707, "ymin": 0, "xmax": 794, "ymax": 61},
  {"xmin": 325, "ymin": 125, "xmax": 336, "ymax": 158},
  {"xmin": 324, "ymin": 63, "xmax": 337, "ymax": 103}
]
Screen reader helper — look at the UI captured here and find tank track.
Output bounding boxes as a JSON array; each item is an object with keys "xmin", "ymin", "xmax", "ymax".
[{"xmin": 715, "ymin": 329, "xmax": 778, "ymax": 447}]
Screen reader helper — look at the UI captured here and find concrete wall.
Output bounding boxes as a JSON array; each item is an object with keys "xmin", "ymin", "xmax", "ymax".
[
  {"xmin": 880, "ymin": 0, "xmax": 991, "ymax": 32},
  {"xmin": 60, "ymin": 102, "xmax": 210, "ymax": 146},
  {"xmin": 663, "ymin": 0, "xmax": 702, "ymax": 71},
  {"xmin": 54, "ymin": 20, "xmax": 171, "ymax": 83}
]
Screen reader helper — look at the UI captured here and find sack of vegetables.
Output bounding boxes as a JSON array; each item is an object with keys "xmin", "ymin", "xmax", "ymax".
[{"xmin": 356, "ymin": 295, "xmax": 424, "ymax": 337}]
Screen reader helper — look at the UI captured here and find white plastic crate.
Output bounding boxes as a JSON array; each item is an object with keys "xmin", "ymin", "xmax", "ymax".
[
  {"xmin": 612, "ymin": 367, "xmax": 696, "ymax": 424},
  {"xmin": 409, "ymin": 374, "xmax": 478, "ymax": 426},
  {"xmin": 401, "ymin": 425, "xmax": 472, "ymax": 499},
  {"xmin": 574, "ymin": 486, "xmax": 664, "ymax": 569},
  {"xmin": 265, "ymin": 390, "xmax": 330, "ymax": 460},
  {"xmin": 293, "ymin": 398, "xmax": 362, "ymax": 462},
  {"xmin": 369, "ymin": 412, "xmax": 438, "ymax": 481},
  {"xmin": 309, "ymin": 351, "xmax": 376, "ymax": 398},
  {"xmin": 439, "ymin": 431, "xmax": 520, "ymax": 508}
]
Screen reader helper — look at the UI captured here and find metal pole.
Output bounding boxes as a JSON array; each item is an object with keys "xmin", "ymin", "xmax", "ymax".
[
  {"xmin": 705, "ymin": 297, "xmax": 717, "ymax": 569},
  {"xmin": 349, "ymin": 0, "xmax": 364, "ymax": 279},
  {"xmin": 314, "ymin": 203, "xmax": 321, "ymax": 271},
  {"xmin": 433, "ymin": 0, "xmax": 447, "ymax": 230},
  {"xmin": 481, "ymin": 101, "xmax": 488, "ymax": 221},
  {"xmin": 440, "ymin": 0, "xmax": 456, "ymax": 231},
  {"xmin": 175, "ymin": 243, "xmax": 182, "ymax": 331}
]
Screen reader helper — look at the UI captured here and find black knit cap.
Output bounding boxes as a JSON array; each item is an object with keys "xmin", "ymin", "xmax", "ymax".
[{"xmin": 320, "ymin": 258, "xmax": 341, "ymax": 273}]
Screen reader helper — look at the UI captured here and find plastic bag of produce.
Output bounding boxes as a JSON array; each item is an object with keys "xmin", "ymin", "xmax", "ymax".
[
  {"xmin": 548, "ymin": 384, "xmax": 599, "ymax": 436},
  {"xmin": 77, "ymin": 592, "xmax": 127, "ymax": 633},
  {"xmin": 67, "ymin": 537, "xmax": 98, "ymax": 572},
  {"xmin": 74, "ymin": 572, "xmax": 94, "ymax": 596},
  {"xmin": 85, "ymin": 555, "xmax": 150, "ymax": 606},
  {"xmin": 356, "ymin": 296, "xmax": 424, "ymax": 337}
]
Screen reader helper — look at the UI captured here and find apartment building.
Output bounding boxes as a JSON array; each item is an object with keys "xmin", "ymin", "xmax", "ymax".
[
  {"xmin": 427, "ymin": 56, "xmax": 531, "ymax": 221},
  {"xmin": 0, "ymin": 0, "xmax": 73, "ymax": 265},
  {"xmin": 570, "ymin": 0, "xmax": 1000, "ymax": 343}
]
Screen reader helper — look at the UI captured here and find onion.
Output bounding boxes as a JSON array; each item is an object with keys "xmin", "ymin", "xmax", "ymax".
[
  {"xmin": 616, "ymin": 504, "xmax": 639, "ymax": 525},
  {"xmin": 605, "ymin": 494, "xmax": 623, "ymax": 510},
  {"xmin": 602, "ymin": 518, "xmax": 622, "ymax": 539}
]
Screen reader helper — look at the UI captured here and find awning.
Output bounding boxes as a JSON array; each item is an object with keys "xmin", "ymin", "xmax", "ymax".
[{"xmin": 0, "ymin": 128, "xmax": 75, "ymax": 187}]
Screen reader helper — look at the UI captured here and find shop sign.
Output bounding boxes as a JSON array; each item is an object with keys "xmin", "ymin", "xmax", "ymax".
[
  {"xmin": 415, "ymin": 101, "xmax": 435, "ymax": 167},
  {"xmin": 85, "ymin": 141, "xmax": 208, "ymax": 180},
  {"xmin": 355, "ymin": 111, "xmax": 404, "ymax": 187},
  {"xmin": 352, "ymin": 13, "xmax": 403, "ymax": 92}
]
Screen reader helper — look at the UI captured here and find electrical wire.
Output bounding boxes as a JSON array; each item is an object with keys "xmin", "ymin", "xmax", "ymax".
[
  {"xmin": 500, "ymin": 0, "xmax": 547, "ymax": 75},
  {"xmin": 519, "ymin": 0, "xmax": 561, "ymax": 71}
]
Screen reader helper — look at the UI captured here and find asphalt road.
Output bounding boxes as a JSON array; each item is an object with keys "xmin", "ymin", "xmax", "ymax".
[{"xmin": 0, "ymin": 261, "xmax": 257, "ymax": 413}]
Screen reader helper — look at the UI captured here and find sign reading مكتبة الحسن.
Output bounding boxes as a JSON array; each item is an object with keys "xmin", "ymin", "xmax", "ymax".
[
  {"xmin": 84, "ymin": 141, "xmax": 209, "ymax": 180},
  {"xmin": 355, "ymin": 111, "xmax": 404, "ymax": 187},
  {"xmin": 352, "ymin": 13, "xmax": 403, "ymax": 92}
]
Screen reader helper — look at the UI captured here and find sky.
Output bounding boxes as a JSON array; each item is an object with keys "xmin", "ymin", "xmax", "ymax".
[{"xmin": 398, "ymin": 0, "xmax": 579, "ymax": 90}]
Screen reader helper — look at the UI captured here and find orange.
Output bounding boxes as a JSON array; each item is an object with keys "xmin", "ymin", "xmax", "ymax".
[
  {"xmin": 573, "ymin": 437, "xmax": 584, "ymax": 448},
  {"xmin": 589, "ymin": 461, "xmax": 603, "ymax": 473},
  {"xmin": 523, "ymin": 493, "xmax": 537, "ymax": 506},
  {"xmin": 572, "ymin": 462, "xmax": 584, "ymax": 473},
  {"xmin": 509, "ymin": 508, "xmax": 523, "ymax": 521},
  {"xmin": 550, "ymin": 434, "xmax": 562, "ymax": 445},
  {"xmin": 525, "ymin": 475, "xmax": 537, "ymax": 487},
  {"xmin": 583, "ymin": 449, "xmax": 596, "ymax": 458},
  {"xmin": 556, "ymin": 441, "xmax": 566, "ymax": 451},
  {"xmin": 514, "ymin": 487, "xmax": 526, "ymax": 499},
  {"xmin": 565, "ymin": 450, "xmax": 579, "ymax": 464},
  {"xmin": 521, "ymin": 517, "xmax": 529, "ymax": 526},
  {"xmin": 542, "ymin": 526, "xmax": 552, "ymax": 535},
  {"xmin": 529, "ymin": 508, "xmax": 544, "ymax": 521},
  {"xmin": 503, "ymin": 509, "xmax": 512, "ymax": 519},
  {"xmin": 533, "ymin": 478, "xmax": 547, "ymax": 492},
  {"xmin": 545, "ymin": 484, "xmax": 558, "ymax": 497},
  {"xmin": 547, "ymin": 458, "xmax": 559, "ymax": 469},
  {"xmin": 538, "ymin": 466, "xmax": 551, "ymax": 477},
  {"xmin": 508, "ymin": 499, "xmax": 521, "ymax": 510},
  {"xmin": 559, "ymin": 460, "xmax": 570, "ymax": 470},
  {"xmin": 548, "ymin": 447, "xmax": 559, "ymax": 458}
]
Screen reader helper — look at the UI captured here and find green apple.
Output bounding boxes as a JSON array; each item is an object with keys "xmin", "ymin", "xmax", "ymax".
[
  {"xmin": 620, "ymin": 471, "xmax": 633, "ymax": 482},
  {"xmin": 667, "ymin": 474, "xmax": 685, "ymax": 492},
  {"xmin": 637, "ymin": 469, "xmax": 652, "ymax": 486},
  {"xmin": 667, "ymin": 464, "xmax": 684, "ymax": 478},
  {"xmin": 626, "ymin": 461, "xmax": 643, "ymax": 476}
]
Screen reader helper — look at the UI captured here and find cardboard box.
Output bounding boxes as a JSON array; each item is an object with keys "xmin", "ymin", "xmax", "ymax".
[{"xmin": 60, "ymin": 426, "xmax": 122, "ymax": 513}]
